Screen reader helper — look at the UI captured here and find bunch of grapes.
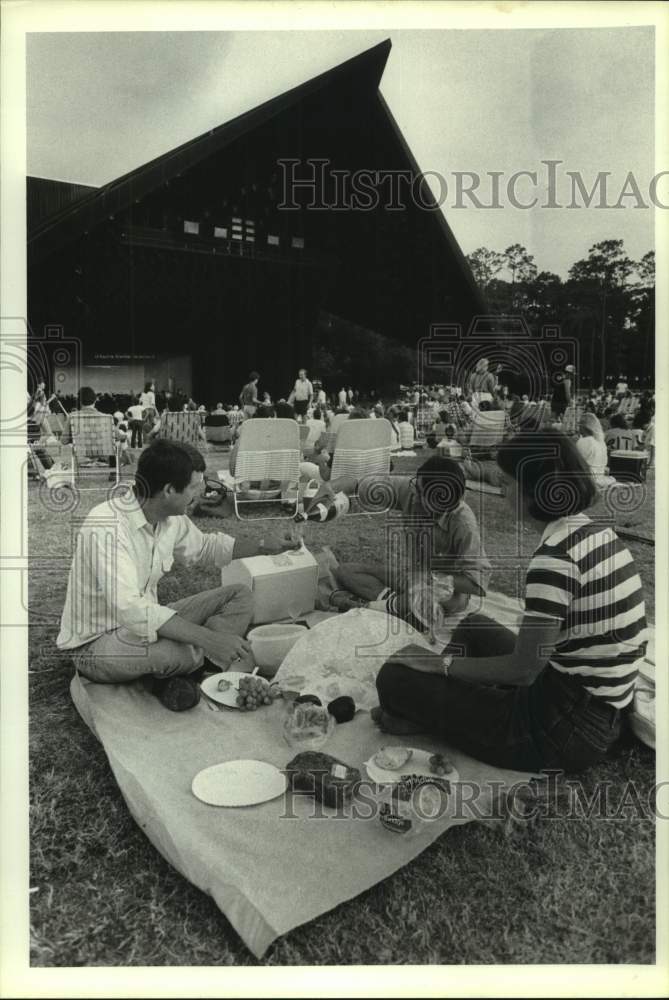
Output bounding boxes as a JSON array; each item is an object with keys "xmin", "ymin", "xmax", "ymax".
[{"xmin": 235, "ymin": 675, "xmax": 279, "ymax": 711}]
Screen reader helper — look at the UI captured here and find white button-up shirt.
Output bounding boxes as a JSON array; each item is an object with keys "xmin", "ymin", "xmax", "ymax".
[{"xmin": 56, "ymin": 496, "xmax": 235, "ymax": 649}]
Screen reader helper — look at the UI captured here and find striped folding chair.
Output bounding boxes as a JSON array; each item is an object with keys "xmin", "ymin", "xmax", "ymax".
[
  {"xmin": 330, "ymin": 418, "xmax": 393, "ymax": 513},
  {"xmin": 69, "ymin": 412, "xmax": 121, "ymax": 490},
  {"xmin": 159, "ymin": 411, "xmax": 203, "ymax": 446},
  {"xmin": 229, "ymin": 418, "xmax": 301, "ymax": 520}
]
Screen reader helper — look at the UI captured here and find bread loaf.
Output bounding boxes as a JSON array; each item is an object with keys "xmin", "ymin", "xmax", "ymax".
[{"xmin": 286, "ymin": 751, "xmax": 361, "ymax": 808}]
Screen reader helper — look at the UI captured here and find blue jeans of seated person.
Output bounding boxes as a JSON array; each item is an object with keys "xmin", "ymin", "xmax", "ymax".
[
  {"xmin": 73, "ymin": 585, "xmax": 253, "ymax": 684},
  {"xmin": 375, "ymin": 614, "xmax": 624, "ymax": 774}
]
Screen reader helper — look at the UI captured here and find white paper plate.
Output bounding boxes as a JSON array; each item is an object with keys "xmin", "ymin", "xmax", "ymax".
[
  {"xmin": 191, "ymin": 759, "xmax": 287, "ymax": 807},
  {"xmin": 201, "ymin": 671, "xmax": 260, "ymax": 709},
  {"xmin": 365, "ymin": 748, "xmax": 460, "ymax": 785}
]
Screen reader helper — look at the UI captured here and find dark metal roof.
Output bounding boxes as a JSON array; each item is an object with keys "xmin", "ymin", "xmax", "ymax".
[
  {"xmin": 27, "ymin": 177, "xmax": 98, "ymax": 232},
  {"xmin": 28, "ymin": 39, "xmax": 392, "ymax": 262}
]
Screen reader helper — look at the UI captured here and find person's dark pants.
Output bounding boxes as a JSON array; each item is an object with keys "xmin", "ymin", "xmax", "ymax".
[
  {"xmin": 294, "ymin": 400, "xmax": 309, "ymax": 420},
  {"xmin": 130, "ymin": 419, "xmax": 143, "ymax": 448},
  {"xmin": 376, "ymin": 614, "xmax": 624, "ymax": 773}
]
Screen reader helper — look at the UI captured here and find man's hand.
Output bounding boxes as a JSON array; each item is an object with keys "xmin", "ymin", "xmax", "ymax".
[
  {"xmin": 261, "ymin": 532, "xmax": 302, "ymax": 556},
  {"xmin": 202, "ymin": 631, "xmax": 253, "ymax": 670}
]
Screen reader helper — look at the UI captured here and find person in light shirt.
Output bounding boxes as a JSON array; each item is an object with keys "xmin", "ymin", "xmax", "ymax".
[
  {"xmin": 57, "ymin": 439, "xmax": 298, "ymax": 711},
  {"xmin": 575, "ymin": 413, "xmax": 614, "ymax": 489},
  {"xmin": 290, "ymin": 368, "xmax": 314, "ymax": 423},
  {"xmin": 139, "ymin": 381, "xmax": 156, "ymax": 417}
]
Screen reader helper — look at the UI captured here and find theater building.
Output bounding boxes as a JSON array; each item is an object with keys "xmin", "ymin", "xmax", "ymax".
[{"xmin": 28, "ymin": 39, "xmax": 485, "ymax": 402}]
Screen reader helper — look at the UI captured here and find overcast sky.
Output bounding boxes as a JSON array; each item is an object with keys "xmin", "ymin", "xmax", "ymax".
[{"xmin": 27, "ymin": 28, "xmax": 655, "ymax": 277}]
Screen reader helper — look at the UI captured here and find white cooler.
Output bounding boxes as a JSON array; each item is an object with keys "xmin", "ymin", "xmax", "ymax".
[{"xmin": 220, "ymin": 548, "xmax": 319, "ymax": 624}]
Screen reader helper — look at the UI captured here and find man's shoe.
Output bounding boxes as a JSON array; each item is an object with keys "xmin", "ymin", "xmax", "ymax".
[{"xmin": 150, "ymin": 676, "xmax": 201, "ymax": 711}]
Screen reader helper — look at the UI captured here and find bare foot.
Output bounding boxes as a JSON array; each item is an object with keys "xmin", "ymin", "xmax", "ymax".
[{"xmin": 371, "ymin": 706, "xmax": 426, "ymax": 735}]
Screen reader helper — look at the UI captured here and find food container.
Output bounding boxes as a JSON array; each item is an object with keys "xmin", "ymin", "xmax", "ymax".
[
  {"xmin": 220, "ymin": 548, "xmax": 318, "ymax": 624},
  {"xmin": 378, "ymin": 775, "xmax": 451, "ymax": 836},
  {"xmin": 247, "ymin": 623, "xmax": 308, "ymax": 676},
  {"xmin": 282, "ymin": 701, "xmax": 336, "ymax": 751}
]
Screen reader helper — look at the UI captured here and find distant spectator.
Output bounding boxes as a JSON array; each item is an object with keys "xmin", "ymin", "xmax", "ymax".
[
  {"xmin": 240, "ymin": 372, "xmax": 260, "ymax": 417},
  {"xmin": 397, "ymin": 410, "xmax": 415, "ymax": 451},
  {"xmin": 305, "ymin": 407, "xmax": 326, "ymax": 448},
  {"xmin": 290, "ymin": 369, "xmax": 313, "ymax": 423},
  {"xmin": 605, "ymin": 413, "xmax": 644, "ymax": 452},
  {"xmin": 576, "ymin": 413, "xmax": 614, "ymax": 489},
  {"xmin": 139, "ymin": 381, "xmax": 156, "ymax": 416},
  {"xmin": 126, "ymin": 397, "xmax": 146, "ymax": 448}
]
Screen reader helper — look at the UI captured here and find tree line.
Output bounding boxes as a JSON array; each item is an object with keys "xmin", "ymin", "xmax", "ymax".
[
  {"xmin": 310, "ymin": 240, "xmax": 654, "ymax": 391},
  {"xmin": 466, "ymin": 240, "xmax": 654, "ymax": 386}
]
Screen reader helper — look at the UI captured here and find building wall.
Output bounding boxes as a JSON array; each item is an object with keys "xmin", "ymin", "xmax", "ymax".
[{"xmin": 54, "ymin": 356, "xmax": 191, "ymax": 397}]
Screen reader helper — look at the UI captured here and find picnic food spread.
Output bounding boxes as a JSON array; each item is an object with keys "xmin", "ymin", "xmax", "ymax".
[
  {"xmin": 235, "ymin": 674, "xmax": 279, "ymax": 711},
  {"xmin": 286, "ymin": 751, "xmax": 361, "ymax": 808},
  {"xmin": 379, "ymin": 775, "xmax": 451, "ymax": 836},
  {"xmin": 374, "ymin": 746, "xmax": 414, "ymax": 770},
  {"xmin": 429, "ymin": 752, "xmax": 457, "ymax": 777},
  {"xmin": 283, "ymin": 701, "xmax": 335, "ymax": 749},
  {"xmin": 327, "ymin": 695, "xmax": 356, "ymax": 723},
  {"xmin": 195, "ymin": 669, "xmax": 459, "ymax": 829}
]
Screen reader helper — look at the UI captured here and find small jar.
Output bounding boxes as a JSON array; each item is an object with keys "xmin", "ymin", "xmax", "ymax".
[{"xmin": 282, "ymin": 700, "xmax": 336, "ymax": 750}]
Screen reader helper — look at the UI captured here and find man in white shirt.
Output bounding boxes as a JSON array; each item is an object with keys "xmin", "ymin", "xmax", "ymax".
[
  {"xmin": 291, "ymin": 369, "xmax": 313, "ymax": 422},
  {"xmin": 126, "ymin": 398, "xmax": 146, "ymax": 448},
  {"xmin": 57, "ymin": 439, "xmax": 297, "ymax": 710}
]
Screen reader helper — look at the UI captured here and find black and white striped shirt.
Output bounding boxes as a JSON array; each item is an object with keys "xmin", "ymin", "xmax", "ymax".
[{"xmin": 524, "ymin": 512, "xmax": 647, "ymax": 708}]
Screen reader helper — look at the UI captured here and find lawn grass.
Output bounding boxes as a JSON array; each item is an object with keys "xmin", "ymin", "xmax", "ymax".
[{"xmin": 28, "ymin": 450, "xmax": 656, "ymax": 966}]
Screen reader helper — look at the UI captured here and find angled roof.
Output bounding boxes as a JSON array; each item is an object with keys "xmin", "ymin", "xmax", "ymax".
[{"xmin": 28, "ymin": 39, "xmax": 392, "ymax": 263}]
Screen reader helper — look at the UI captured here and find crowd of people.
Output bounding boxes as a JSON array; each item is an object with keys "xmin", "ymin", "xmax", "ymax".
[
  {"xmin": 28, "ymin": 363, "xmax": 655, "ymax": 494},
  {"xmin": 27, "ymin": 355, "xmax": 652, "ymax": 775}
]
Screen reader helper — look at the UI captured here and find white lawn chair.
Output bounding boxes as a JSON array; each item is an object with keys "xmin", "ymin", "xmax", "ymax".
[
  {"xmin": 322, "ymin": 412, "xmax": 350, "ymax": 455},
  {"xmin": 330, "ymin": 418, "xmax": 393, "ymax": 512},
  {"xmin": 229, "ymin": 418, "xmax": 301, "ymax": 520},
  {"xmin": 68, "ymin": 412, "xmax": 121, "ymax": 490},
  {"xmin": 463, "ymin": 409, "xmax": 506, "ymax": 459}
]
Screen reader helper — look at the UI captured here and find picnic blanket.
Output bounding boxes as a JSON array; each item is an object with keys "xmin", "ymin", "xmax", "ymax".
[
  {"xmin": 70, "ymin": 671, "xmax": 535, "ymax": 959},
  {"xmin": 69, "ymin": 591, "xmax": 655, "ymax": 956}
]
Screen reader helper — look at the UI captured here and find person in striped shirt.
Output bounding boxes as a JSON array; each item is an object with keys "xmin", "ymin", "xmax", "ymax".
[{"xmin": 375, "ymin": 430, "xmax": 647, "ymax": 772}]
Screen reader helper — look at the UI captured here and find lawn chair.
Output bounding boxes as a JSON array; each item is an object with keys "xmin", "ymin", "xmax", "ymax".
[
  {"xmin": 205, "ymin": 423, "xmax": 232, "ymax": 445},
  {"xmin": 228, "ymin": 418, "xmax": 301, "ymax": 520},
  {"xmin": 159, "ymin": 411, "xmax": 203, "ymax": 446},
  {"xmin": 330, "ymin": 418, "xmax": 393, "ymax": 512},
  {"xmin": 69, "ymin": 412, "xmax": 121, "ymax": 490},
  {"xmin": 27, "ymin": 442, "xmax": 75, "ymax": 491},
  {"xmin": 44, "ymin": 412, "xmax": 66, "ymax": 439},
  {"xmin": 322, "ymin": 412, "xmax": 350, "ymax": 455},
  {"xmin": 299, "ymin": 424, "xmax": 310, "ymax": 454},
  {"xmin": 462, "ymin": 409, "xmax": 506, "ymax": 460},
  {"xmin": 608, "ymin": 450, "xmax": 649, "ymax": 484}
]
